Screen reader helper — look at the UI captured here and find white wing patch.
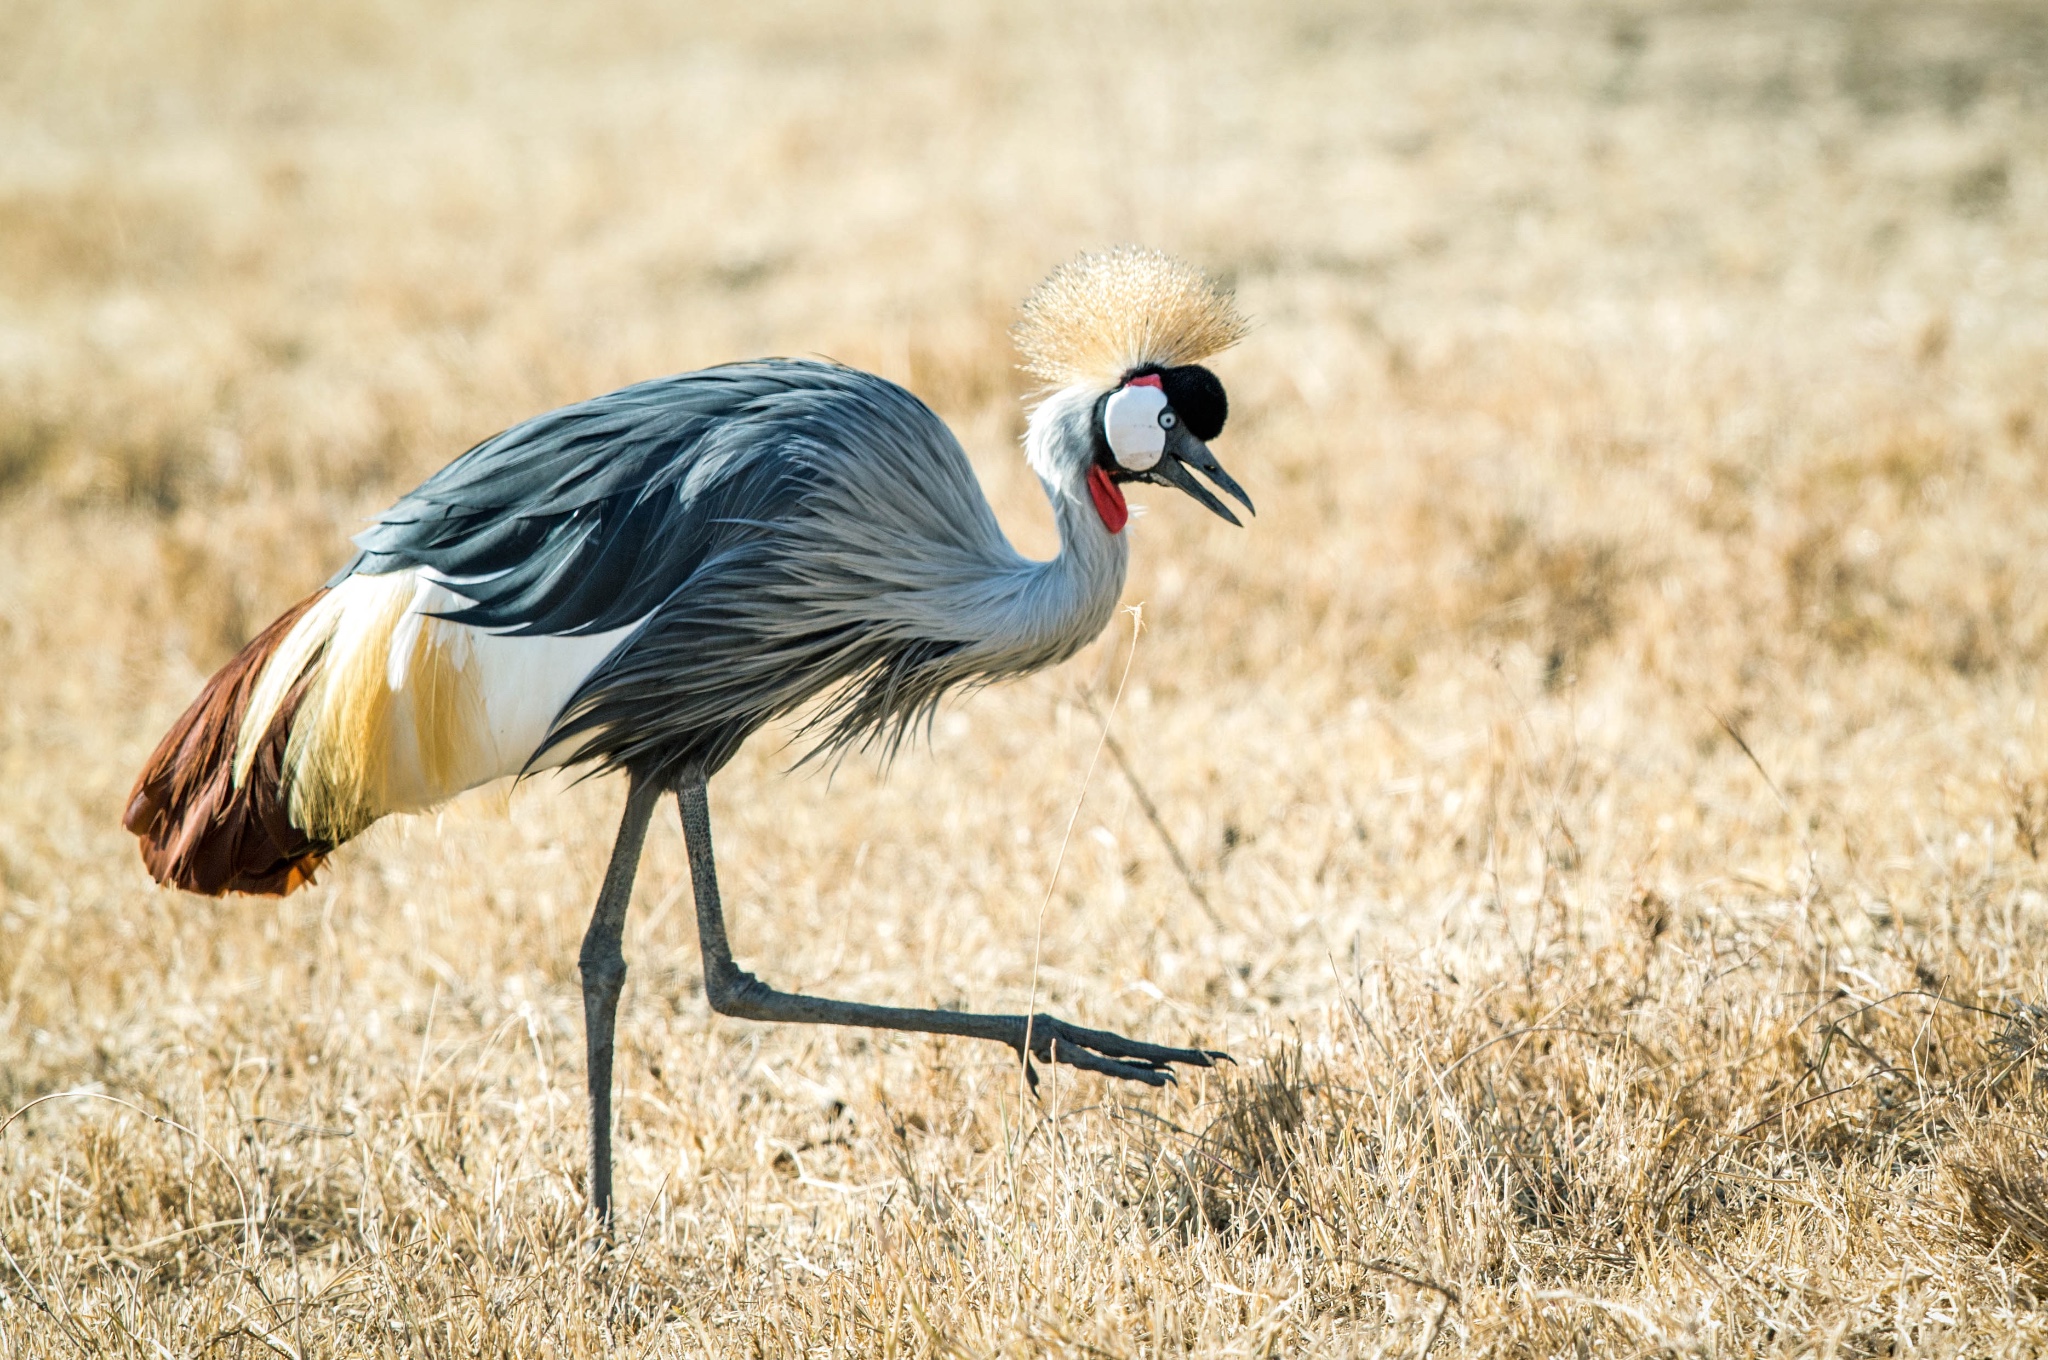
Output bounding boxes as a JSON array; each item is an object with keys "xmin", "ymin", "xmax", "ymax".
[{"xmin": 236, "ymin": 567, "xmax": 640, "ymax": 841}]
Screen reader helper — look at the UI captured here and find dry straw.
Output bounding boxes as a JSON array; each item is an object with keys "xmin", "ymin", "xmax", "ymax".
[{"xmin": 11, "ymin": 0, "xmax": 2048, "ymax": 1353}]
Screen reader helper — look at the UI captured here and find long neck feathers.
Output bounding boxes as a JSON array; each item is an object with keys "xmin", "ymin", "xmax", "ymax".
[
  {"xmin": 962, "ymin": 385, "xmax": 1128, "ymax": 676},
  {"xmin": 773, "ymin": 384, "xmax": 1128, "ymax": 768}
]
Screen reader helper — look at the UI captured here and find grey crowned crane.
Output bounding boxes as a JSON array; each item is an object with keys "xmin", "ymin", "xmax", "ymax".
[{"xmin": 125, "ymin": 248, "xmax": 1253, "ymax": 1220}]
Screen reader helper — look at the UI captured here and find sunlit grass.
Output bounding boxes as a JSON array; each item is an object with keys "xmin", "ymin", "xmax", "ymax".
[{"xmin": 5, "ymin": 0, "xmax": 2048, "ymax": 1352}]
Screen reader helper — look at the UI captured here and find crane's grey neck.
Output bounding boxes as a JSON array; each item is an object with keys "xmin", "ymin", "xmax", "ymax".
[
  {"xmin": 767, "ymin": 379, "xmax": 1129, "ymax": 764},
  {"xmin": 976, "ymin": 384, "xmax": 1129, "ymax": 674}
]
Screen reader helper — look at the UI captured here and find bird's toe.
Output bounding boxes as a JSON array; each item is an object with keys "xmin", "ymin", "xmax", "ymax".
[
  {"xmin": 1021, "ymin": 1014, "xmax": 1222, "ymax": 1084},
  {"xmin": 1047, "ymin": 1036, "xmax": 1174, "ymax": 1086}
]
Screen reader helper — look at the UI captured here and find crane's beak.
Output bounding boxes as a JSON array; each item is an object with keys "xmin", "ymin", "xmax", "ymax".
[{"xmin": 1149, "ymin": 426, "xmax": 1254, "ymax": 526}]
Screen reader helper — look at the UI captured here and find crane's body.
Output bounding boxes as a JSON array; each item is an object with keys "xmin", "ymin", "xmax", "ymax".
[
  {"xmin": 127, "ymin": 363, "xmax": 1133, "ymax": 893},
  {"xmin": 125, "ymin": 249, "xmax": 1252, "ymax": 1222}
]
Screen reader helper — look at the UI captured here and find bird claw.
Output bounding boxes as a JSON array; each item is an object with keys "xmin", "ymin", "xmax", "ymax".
[{"xmin": 1014, "ymin": 1013, "xmax": 1226, "ymax": 1093}]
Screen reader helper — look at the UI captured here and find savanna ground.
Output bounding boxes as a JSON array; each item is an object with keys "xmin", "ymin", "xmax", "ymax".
[{"xmin": 5, "ymin": 1, "xmax": 2048, "ymax": 1354}]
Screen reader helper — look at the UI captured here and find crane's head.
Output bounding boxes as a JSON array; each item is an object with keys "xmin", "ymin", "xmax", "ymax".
[
  {"xmin": 1014, "ymin": 247, "xmax": 1253, "ymax": 534},
  {"xmin": 1089, "ymin": 362, "xmax": 1249, "ymax": 529}
]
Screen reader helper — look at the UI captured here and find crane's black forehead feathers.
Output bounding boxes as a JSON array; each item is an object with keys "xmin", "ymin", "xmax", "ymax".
[{"xmin": 1125, "ymin": 363, "xmax": 1229, "ymax": 442}]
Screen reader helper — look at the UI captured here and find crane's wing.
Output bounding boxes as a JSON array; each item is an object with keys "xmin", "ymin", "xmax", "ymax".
[
  {"xmin": 340, "ymin": 358, "xmax": 1018, "ymax": 781},
  {"xmin": 346, "ymin": 361, "xmax": 848, "ymax": 635}
]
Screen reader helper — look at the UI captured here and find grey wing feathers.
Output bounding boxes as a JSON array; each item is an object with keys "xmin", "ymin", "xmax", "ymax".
[
  {"xmin": 341, "ymin": 359, "xmax": 1026, "ymax": 783},
  {"xmin": 345, "ymin": 362, "xmax": 845, "ymax": 635}
]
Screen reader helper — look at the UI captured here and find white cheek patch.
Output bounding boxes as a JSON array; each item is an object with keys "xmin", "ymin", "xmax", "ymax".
[{"xmin": 1103, "ymin": 384, "xmax": 1169, "ymax": 471}]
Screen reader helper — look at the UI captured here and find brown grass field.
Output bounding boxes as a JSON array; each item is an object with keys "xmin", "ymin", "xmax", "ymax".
[{"xmin": 6, "ymin": 0, "xmax": 2048, "ymax": 1353}]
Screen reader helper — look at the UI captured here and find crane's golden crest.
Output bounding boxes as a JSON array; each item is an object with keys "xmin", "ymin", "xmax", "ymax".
[{"xmin": 1012, "ymin": 247, "xmax": 1250, "ymax": 389}]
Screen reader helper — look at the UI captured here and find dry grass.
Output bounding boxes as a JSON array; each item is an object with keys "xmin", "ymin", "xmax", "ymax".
[{"xmin": 6, "ymin": 0, "xmax": 2048, "ymax": 1352}]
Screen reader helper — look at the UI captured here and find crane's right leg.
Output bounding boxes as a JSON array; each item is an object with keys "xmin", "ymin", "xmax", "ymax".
[
  {"xmin": 578, "ymin": 771, "xmax": 662, "ymax": 1228},
  {"xmin": 676, "ymin": 779, "xmax": 1227, "ymax": 1088}
]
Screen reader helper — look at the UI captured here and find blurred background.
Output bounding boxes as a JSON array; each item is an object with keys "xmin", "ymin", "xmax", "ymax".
[{"xmin": 5, "ymin": 1, "xmax": 2048, "ymax": 1352}]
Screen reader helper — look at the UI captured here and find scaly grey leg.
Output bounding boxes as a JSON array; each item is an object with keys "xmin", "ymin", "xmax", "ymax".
[
  {"xmin": 676, "ymin": 779, "xmax": 1227, "ymax": 1089},
  {"xmin": 578, "ymin": 772, "xmax": 662, "ymax": 1226}
]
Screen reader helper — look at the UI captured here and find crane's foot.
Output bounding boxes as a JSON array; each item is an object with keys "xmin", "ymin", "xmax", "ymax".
[{"xmin": 1015, "ymin": 1013, "xmax": 1230, "ymax": 1092}]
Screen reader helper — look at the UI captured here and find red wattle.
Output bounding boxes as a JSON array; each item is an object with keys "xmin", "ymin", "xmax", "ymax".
[{"xmin": 1087, "ymin": 465, "xmax": 1128, "ymax": 534}]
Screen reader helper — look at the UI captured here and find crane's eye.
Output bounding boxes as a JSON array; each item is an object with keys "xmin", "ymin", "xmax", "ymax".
[{"xmin": 1159, "ymin": 410, "xmax": 1178, "ymax": 430}]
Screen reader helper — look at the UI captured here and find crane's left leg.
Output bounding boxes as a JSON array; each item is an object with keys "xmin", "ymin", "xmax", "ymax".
[
  {"xmin": 676, "ymin": 779, "xmax": 1227, "ymax": 1088},
  {"xmin": 577, "ymin": 772, "xmax": 663, "ymax": 1227}
]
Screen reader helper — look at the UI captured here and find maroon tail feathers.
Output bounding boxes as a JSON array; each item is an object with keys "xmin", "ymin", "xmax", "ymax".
[{"xmin": 124, "ymin": 591, "xmax": 336, "ymax": 896}]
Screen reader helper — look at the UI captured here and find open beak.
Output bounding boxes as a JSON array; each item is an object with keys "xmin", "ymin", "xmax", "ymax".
[{"xmin": 1146, "ymin": 427, "xmax": 1254, "ymax": 526}]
